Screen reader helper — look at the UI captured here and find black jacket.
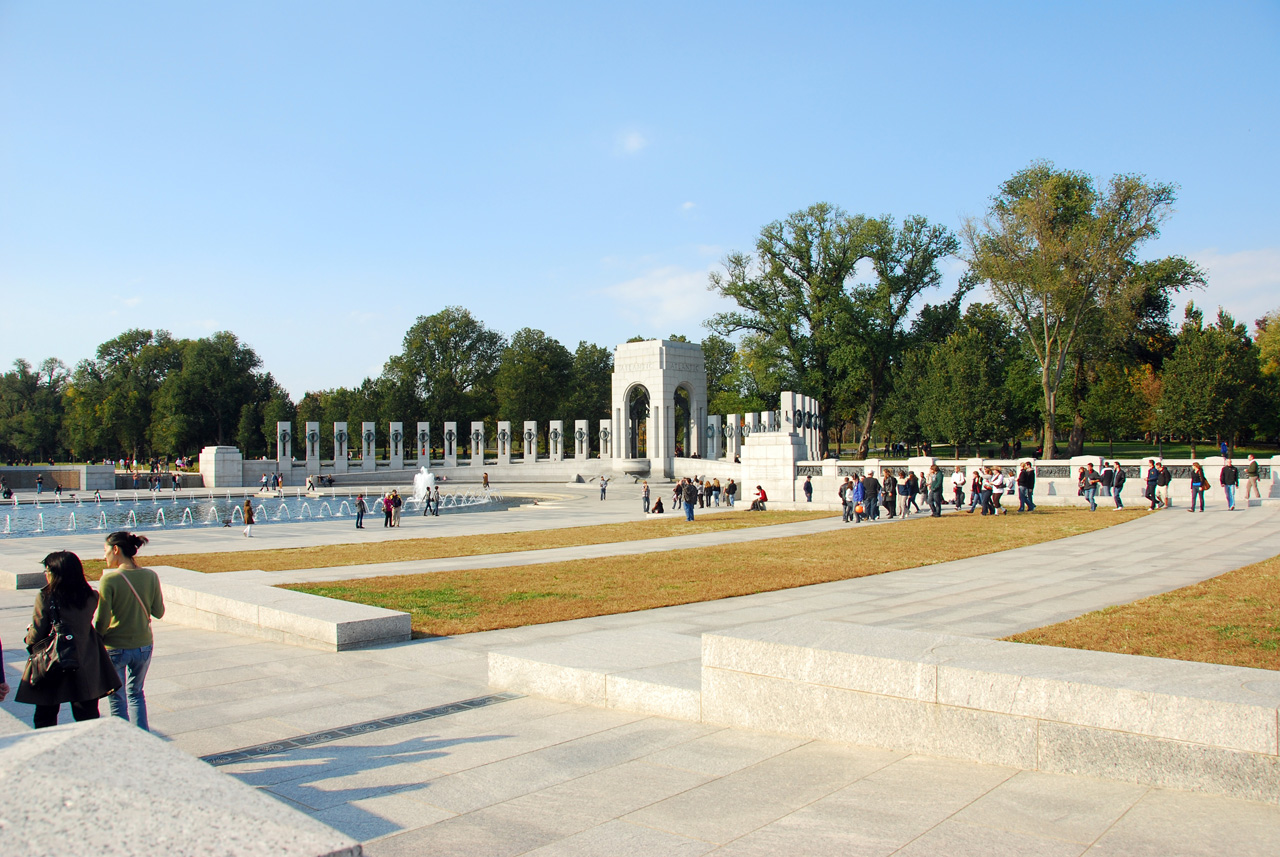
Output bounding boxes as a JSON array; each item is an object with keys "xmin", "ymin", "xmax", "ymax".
[{"xmin": 1221, "ymin": 466, "xmax": 1239, "ymax": 486}]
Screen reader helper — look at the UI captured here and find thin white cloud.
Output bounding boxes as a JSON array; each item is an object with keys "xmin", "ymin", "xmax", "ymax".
[
  {"xmin": 681, "ymin": 201, "xmax": 696, "ymax": 211},
  {"xmin": 616, "ymin": 130, "xmax": 649, "ymax": 155},
  {"xmin": 1190, "ymin": 247, "xmax": 1280, "ymax": 326},
  {"xmin": 598, "ymin": 265, "xmax": 735, "ymax": 334}
]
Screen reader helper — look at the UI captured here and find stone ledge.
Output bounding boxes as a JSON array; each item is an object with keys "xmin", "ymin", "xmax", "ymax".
[
  {"xmin": 488, "ymin": 628, "xmax": 702, "ymax": 721},
  {"xmin": 0, "ymin": 717, "xmax": 360, "ymax": 856},
  {"xmin": 155, "ymin": 566, "xmax": 412, "ymax": 651},
  {"xmin": 0, "ymin": 568, "xmax": 47, "ymax": 590},
  {"xmin": 701, "ymin": 618, "xmax": 1280, "ymax": 803}
]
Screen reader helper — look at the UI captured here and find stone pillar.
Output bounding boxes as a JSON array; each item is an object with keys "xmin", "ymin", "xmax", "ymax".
[
  {"xmin": 333, "ymin": 422, "xmax": 349, "ymax": 474},
  {"xmin": 276, "ymin": 422, "xmax": 292, "ymax": 471},
  {"xmin": 470, "ymin": 421, "xmax": 486, "ymax": 466},
  {"xmin": 360, "ymin": 422, "xmax": 376, "ymax": 470},
  {"xmin": 599, "ymin": 420, "xmax": 613, "ymax": 459},
  {"xmin": 726, "ymin": 414, "xmax": 742, "ymax": 461},
  {"xmin": 496, "ymin": 421, "xmax": 512, "ymax": 464},
  {"xmin": 522, "ymin": 421, "xmax": 538, "ymax": 463},
  {"xmin": 416, "ymin": 422, "xmax": 431, "ymax": 465},
  {"xmin": 574, "ymin": 420, "xmax": 589, "ymax": 459},
  {"xmin": 443, "ymin": 422, "xmax": 458, "ymax": 467},
  {"xmin": 1269, "ymin": 456, "xmax": 1280, "ymax": 499},
  {"xmin": 389, "ymin": 422, "xmax": 404, "ymax": 470},
  {"xmin": 781, "ymin": 391, "xmax": 798, "ymax": 435},
  {"xmin": 549, "ymin": 420, "xmax": 564, "ymax": 462},
  {"xmin": 707, "ymin": 415, "xmax": 722, "ymax": 460},
  {"xmin": 764, "ymin": 409, "xmax": 778, "ymax": 434},
  {"xmin": 198, "ymin": 445, "xmax": 243, "ymax": 488},
  {"xmin": 304, "ymin": 422, "xmax": 320, "ymax": 475}
]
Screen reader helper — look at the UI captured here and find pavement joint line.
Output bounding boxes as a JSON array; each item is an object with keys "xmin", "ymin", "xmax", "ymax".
[{"xmin": 198, "ymin": 691, "xmax": 524, "ymax": 766}]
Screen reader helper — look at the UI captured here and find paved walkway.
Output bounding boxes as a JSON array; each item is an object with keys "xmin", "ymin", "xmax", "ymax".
[{"xmin": 1, "ymin": 494, "xmax": 1278, "ymax": 854}]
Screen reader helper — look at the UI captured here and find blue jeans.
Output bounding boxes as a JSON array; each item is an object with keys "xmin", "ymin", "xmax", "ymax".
[
  {"xmin": 1224, "ymin": 485, "xmax": 1236, "ymax": 509},
  {"xmin": 1018, "ymin": 487, "xmax": 1035, "ymax": 512},
  {"xmin": 643, "ymin": 496, "xmax": 650, "ymax": 513},
  {"xmin": 1083, "ymin": 487, "xmax": 1098, "ymax": 511},
  {"xmin": 684, "ymin": 501, "xmax": 695, "ymax": 521},
  {"xmin": 108, "ymin": 645, "xmax": 153, "ymax": 731}
]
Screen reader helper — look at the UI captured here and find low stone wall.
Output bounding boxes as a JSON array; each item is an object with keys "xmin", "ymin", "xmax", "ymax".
[
  {"xmin": 700, "ymin": 618, "xmax": 1280, "ymax": 804},
  {"xmin": 0, "ymin": 465, "xmax": 116, "ymax": 492},
  {"xmin": 154, "ymin": 566, "xmax": 411, "ymax": 651}
]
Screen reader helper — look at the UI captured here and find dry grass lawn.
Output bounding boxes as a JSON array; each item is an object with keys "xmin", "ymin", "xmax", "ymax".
[
  {"xmin": 286, "ymin": 508, "xmax": 1147, "ymax": 637},
  {"xmin": 79, "ymin": 509, "xmax": 836, "ymax": 579},
  {"xmin": 1006, "ymin": 553, "xmax": 1280, "ymax": 671}
]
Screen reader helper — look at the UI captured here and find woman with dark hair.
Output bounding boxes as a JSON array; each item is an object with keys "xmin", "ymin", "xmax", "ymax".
[
  {"xmin": 96, "ymin": 531, "xmax": 165, "ymax": 731},
  {"xmin": 15, "ymin": 551, "xmax": 120, "ymax": 728}
]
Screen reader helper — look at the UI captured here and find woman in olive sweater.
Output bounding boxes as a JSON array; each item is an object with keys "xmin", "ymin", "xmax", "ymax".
[{"xmin": 95, "ymin": 531, "xmax": 165, "ymax": 731}]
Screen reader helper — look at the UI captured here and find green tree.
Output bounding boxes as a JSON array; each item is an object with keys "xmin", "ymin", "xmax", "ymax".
[
  {"xmin": 495, "ymin": 328, "xmax": 573, "ymax": 449},
  {"xmin": 563, "ymin": 341, "xmax": 613, "ymax": 423},
  {"xmin": 838, "ymin": 215, "xmax": 962, "ymax": 458},
  {"xmin": 0, "ymin": 358, "xmax": 68, "ymax": 461},
  {"xmin": 707, "ymin": 203, "xmax": 876, "ymax": 452},
  {"xmin": 963, "ymin": 162, "xmax": 1196, "ymax": 458},
  {"xmin": 1081, "ymin": 363, "xmax": 1145, "ymax": 456},
  {"xmin": 1159, "ymin": 304, "xmax": 1263, "ymax": 455},
  {"xmin": 383, "ymin": 307, "xmax": 506, "ymax": 437},
  {"xmin": 151, "ymin": 332, "xmax": 275, "ymax": 453},
  {"xmin": 62, "ymin": 329, "xmax": 181, "ymax": 460}
]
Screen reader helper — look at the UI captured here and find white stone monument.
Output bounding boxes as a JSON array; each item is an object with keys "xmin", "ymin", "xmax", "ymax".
[
  {"xmin": 610, "ymin": 339, "xmax": 707, "ymax": 478},
  {"xmin": 304, "ymin": 421, "xmax": 320, "ymax": 474},
  {"xmin": 550, "ymin": 420, "xmax": 564, "ymax": 461},
  {"xmin": 470, "ymin": 421, "xmax": 485, "ymax": 466},
  {"xmin": 523, "ymin": 421, "xmax": 538, "ymax": 463},
  {"xmin": 389, "ymin": 421, "xmax": 404, "ymax": 470},
  {"xmin": 496, "ymin": 421, "xmax": 512, "ymax": 464},
  {"xmin": 360, "ymin": 421, "xmax": 376, "ymax": 470},
  {"xmin": 443, "ymin": 421, "xmax": 458, "ymax": 467}
]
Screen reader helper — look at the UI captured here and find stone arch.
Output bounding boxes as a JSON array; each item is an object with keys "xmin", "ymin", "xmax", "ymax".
[{"xmin": 611, "ymin": 340, "xmax": 707, "ymax": 478}]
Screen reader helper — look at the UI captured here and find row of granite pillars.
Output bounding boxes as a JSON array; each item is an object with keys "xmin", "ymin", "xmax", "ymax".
[{"xmin": 275, "ymin": 420, "xmax": 616, "ymax": 475}]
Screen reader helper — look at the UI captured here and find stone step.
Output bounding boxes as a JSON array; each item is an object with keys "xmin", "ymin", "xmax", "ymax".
[{"xmin": 488, "ymin": 627, "xmax": 701, "ymax": 721}]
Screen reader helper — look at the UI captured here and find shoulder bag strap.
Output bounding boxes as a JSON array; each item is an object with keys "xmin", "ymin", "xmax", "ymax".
[{"xmin": 113, "ymin": 571, "xmax": 152, "ymax": 625}]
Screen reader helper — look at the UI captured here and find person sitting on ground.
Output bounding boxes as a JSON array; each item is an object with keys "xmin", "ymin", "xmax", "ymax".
[
  {"xmin": 750, "ymin": 485, "xmax": 768, "ymax": 511},
  {"xmin": 651, "ymin": 497, "xmax": 664, "ymax": 514}
]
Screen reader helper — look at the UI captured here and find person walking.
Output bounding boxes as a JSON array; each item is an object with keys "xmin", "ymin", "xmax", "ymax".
[
  {"xmin": 1156, "ymin": 461, "xmax": 1173, "ymax": 509},
  {"xmin": 1244, "ymin": 455, "xmax": 1261, "ymax": 501},
  {"xmin": 641, "ymin": 481, "xmax": 650, "ymax": 514},
  {"xmin": 681, "ymin": 478, "xmax": 698, "ymax": 521},
  {"xmin": 242, "ymin": 499, "xmax": 255, "ymax": 537},
  {"xmin": 1220, "ymin": 458, "xmax": 1239, "ymax": 511},
  {"xmin": 1082, "ymin": 463, "xmax": 1102, "ymax": 511},
  {"xmin": 928, "ymin": 465, "xmax": 944, "ymax": 517},
  {"xmin": 355, "ymin": 494, "xmax": 367, "ymax": 528},
  {"xmin": 951, "ymin": 466, "xmax": 966, "ymax": 509},
  {"xmin": 864, "ymin": 471, "xmax": 881, "ymax": 521},
  {"xmin": 1017, "ymin": 461, "xmax": 1037, "ymax": 512},
  {"xmin": 1189, "ymin": 462, "xmax": 1208, "ymax": 512},
  {"xmin": 803, "ymin": 476, "xmax": 813, "ymax": 503},
  {"xmin": 852, "ymin": 476, "xmax": 868, "ymax": 523},
  {"xmin": 15, "ymin": 551, "xmax": 121, "ymax": 728},
  {"xmin": 840, "ymin": 478, "xmax": 853, "ymax": 523},
  {"xmin": 431, "ymin": 485, "xmax": 441, "ymax": 516},
  {"xmin": 1112, "ymin": 462, "xmax": 1126, "ymax": 509},
  {"xmin": 712, "ymin": 478, "xmax": 721, "ymax": 506},
  {"xmin": 96, "ymin": 532, "xmax": 164, "ymax": 731},
  {"xmin": 725, "ymin": 479, "xmax": 737, "ymax": 507},
  {"xmin": 35, "ymin": 473, "xmax": 43, "ymax": 495},
  {"xmin": 1099, "ymin": 462, "xmax": 1115, "ymax": 498},
  {"xmin": 1145, "ymin": 460, "xmax": 1161, "ymax": 510},
  {"xmin": 882, "ymin": 470, "xmax": 897, "ymax": 518}
]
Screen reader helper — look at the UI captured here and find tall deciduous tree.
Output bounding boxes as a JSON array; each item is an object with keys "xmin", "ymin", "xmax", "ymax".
[
  {"xmin": 963, "ymin": 162, "xmax": 1190, "ymax": 458},
  {"xmin": 383, "ymin": 307, "xmax": 505, "ymax": 439},
  {"xmin": 563, "ymin": 341, "xmax": 613, "ymax": 424},
  {"xmin": 1159, "ymin": 304, "xmax": 1262, "ymax": 455},
  {"xmin": 706, "ymin": 203, "xmax": 876, "ymax": 453},
  {"xmin": 839, "ymin": 215, "xmax": 962, "ymax": 458},
  {"xmin": 495, "ymin": 328, "xmax": 573, "ymax": 448}
]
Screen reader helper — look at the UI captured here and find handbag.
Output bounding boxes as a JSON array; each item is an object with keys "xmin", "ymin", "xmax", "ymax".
[{"xmin": 27, "ymin": 597, "xmax": 80, "ymax": 686}]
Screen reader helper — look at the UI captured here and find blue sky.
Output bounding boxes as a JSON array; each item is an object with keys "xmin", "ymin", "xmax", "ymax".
[{"xmin": 2, "ymin": 1, "xmax": 1277, "ymax": 398}]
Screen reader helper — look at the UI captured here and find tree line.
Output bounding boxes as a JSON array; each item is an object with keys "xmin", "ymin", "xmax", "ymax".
[{"xmin": 2, "ymin": 162, "xmax": 1277, "ymax": 464}]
